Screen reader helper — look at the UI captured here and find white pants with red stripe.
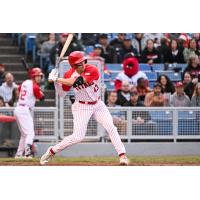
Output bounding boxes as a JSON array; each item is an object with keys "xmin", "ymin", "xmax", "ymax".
[
  {"xmin": 14, "ymin": 106, "xmax": 35, "ymax": 156},
  {"xmin": 52, "ymin": 100, "xmax": 126, "ymax": 155}
]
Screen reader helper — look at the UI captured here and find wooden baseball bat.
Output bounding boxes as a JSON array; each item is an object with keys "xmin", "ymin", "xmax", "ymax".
[{"xmin": 55, "ymin": 33, "xmax": 74, "ymax": 69}]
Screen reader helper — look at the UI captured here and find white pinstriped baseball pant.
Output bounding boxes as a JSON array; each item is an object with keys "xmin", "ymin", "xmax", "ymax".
[{"xmin": 52, "ymin": 100, "xmax": 126, "ymax": 155}]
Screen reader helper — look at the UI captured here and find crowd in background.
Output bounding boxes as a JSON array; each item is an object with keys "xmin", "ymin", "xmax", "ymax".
[{"xmin": 1, "ymin": 33, "xmax": 200, "ymax": 109}]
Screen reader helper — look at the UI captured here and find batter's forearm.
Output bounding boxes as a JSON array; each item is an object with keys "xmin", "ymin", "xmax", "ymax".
[{"xmin": 56, "ymin": 77, "xmax": 76, "ymax": 86}]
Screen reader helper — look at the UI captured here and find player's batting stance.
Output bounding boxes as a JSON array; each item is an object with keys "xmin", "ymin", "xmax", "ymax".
[
  {"xmin": 14, "ymin": 68, "xmax": 45, "ymax": 158},
  {"xmin": 40, "ymin": 51, "xmax": 129, "ymax": 165}
]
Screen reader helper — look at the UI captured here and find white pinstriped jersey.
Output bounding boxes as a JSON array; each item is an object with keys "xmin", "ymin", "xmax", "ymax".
[
  {"xmin": 17, "ymin": 80, "xmax": 44, "ymax": 108},
  {"xmin": 62, "ymin": 64, "xmax": 100, "ymax": 102}
]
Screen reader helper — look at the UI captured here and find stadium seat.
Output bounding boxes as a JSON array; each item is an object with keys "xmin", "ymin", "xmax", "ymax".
[
  {"xmin": 152, "ymin": 64, "xmax": 164, "ymax": 72},
  {"xmin": 157, "ymin": 71, "xmax": 181, "ymax": 81},
  {"xmin": 178, "ymin": 63, "xmax": 187, "ymax": 72},
  {"xmin": 106, "ymin": 64, "xmax": 123, "ymax": 71},
  {"xmin": 149, "ymin": 81, "xmax": 155, "ymax": 89},
  {"xmin": 139, "ymin": 64, "xmax": 151, "ymax": 71},
  {"xmin": 25, "ymin": 33, "xmax": 36, "ymax": 62},
  {"xmin": 104, "ymin": 80, "xmax": 115, "ymax": 90},
  {"xmin": 85, "ymin": 45, "xmax": 94, "ymax": 54},
  {"xmin": 145, "ymin": 72, "xmax": 157, "ymax": 81}
]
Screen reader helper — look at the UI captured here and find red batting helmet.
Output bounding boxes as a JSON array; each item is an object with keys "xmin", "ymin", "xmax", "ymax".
[
  {"xmin": 30, "ymin": 67, "xmax": 43, "ymax": 78},
  {"xmin": 68, "ymin": 51, "xmax": 87, "ymax": 68}
]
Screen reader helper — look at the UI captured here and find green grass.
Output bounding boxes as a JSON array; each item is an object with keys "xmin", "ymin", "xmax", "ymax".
[{"xmin": 1, "ymin": 156, "xmax": 200, "ymax": 165}]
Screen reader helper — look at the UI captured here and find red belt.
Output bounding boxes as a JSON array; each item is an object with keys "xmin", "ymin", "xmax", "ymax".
[
  {"xmin": 79, "ymin": 97, "xmax": 100, "ymax": 105},
  {"xmin": 79, "ymin": 100, "xmax": 97, "ymax": 105}
]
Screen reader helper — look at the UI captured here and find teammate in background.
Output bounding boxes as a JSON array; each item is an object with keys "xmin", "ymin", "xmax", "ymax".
[
  {"xmin": 14, "ymin": 68, "xmax": 45, "ymax": 158},
  {"xmin": 40, "ymin": 51, "xmax": 129, "ymax": 165}
]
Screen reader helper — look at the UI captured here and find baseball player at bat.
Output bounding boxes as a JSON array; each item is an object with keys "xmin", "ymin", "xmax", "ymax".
[
  {"xmin": 40, "ymin": 51, "xmax": 129, "ymax": 165},
  {"xmin": 14, "ymin": 68, "xmax": 45, "ymax": 158}
]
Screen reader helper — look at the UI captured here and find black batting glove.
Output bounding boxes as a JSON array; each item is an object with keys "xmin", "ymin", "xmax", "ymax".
[{"xmin": 73, "ymin": 76, "xmax": 84, "ymax": 88}]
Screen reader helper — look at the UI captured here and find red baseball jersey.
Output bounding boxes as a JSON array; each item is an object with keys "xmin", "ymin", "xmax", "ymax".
[{"xmin": 62, "ymin": 64, "xmax": 100, "ymax": 102}]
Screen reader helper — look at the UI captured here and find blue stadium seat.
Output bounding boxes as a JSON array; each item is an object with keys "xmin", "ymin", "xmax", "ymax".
[
  {"xmin": 152, "ymin": 64, "xmax": 164, "ymax": 72},
  {"xmin": 106, "ymin": 64, "xmax": 123, "ymax": 71},
  {"xmin": 85, "ymin": 45, "xmax": 94, "ymax": 54},
  {"xmin": 145, "ymin": 72, "xmax": 157, "ymax": 81},
  {"xmin": 139, "ymin": 64, "xmax": 151, "ymax": 71},
  {"xmin": 149, "ymin": 81, "xmax": 155, "ymax": 89},
  {"xmin": 104, "ymin": 81, "xmax": 115, "ymax": 90},
  {"xmin": 178, "ymin": 63, "xmax": 187, "ymax": 72},
  {"xmin": 25, "ymin": 33, "xmax": 36, "ymax": 62},
  {"xmin": 157, "ymin": 71, "xmax": 181, "ymax": 81}
]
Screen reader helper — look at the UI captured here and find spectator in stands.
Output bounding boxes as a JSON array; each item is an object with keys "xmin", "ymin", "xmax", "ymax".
[
  {"xmin": 191, "ymin": 83, "xmax": 200, "ymax": 106},
  {"xmin": 144, "ymin": 83, "xmax": 165, "ymax": 107},
  {"xmin": 183, "ymin": 54, "xmax": 200, "ymax": 80},
  {"xmin": 7, "ymin": 87, "xmax": 19, "ymax": 107},
  {"xmin": 0, "ymin": 72, "xmax": 18, "ymax": 103},
  {"xmin": 141, "ymin": 39, "xmax": 161, "ymax": 64},
  {"xmin": 36, "ymin": 33, "xmax": 50, "ymax": 50},
  {"xmin": 157, "ymin": 38, "xmax": 169, "ymax": 63},
  {"xmin": 50, "ymin": 33, "xmax": 83, "ymax": 66},
  {"xmin": 118, "ymin": 35, "xmax": 138, "ymax": 62},
  {"xmin": 0, "ymin": 64, "xmax": 5, "ymax": 86},
  {"xmin": 0, "ymin": 96, "xmax": 5, "ymax": 107},
  {"xmin": 41, "ymin": 33, "xmax": 56, "ymax": 54},
  {"xmin": 98, "ymin": 34, "xmax": 117, "ymax": 63},
  {"xmin": 192, "ymin": 33, "xmax": 200, "ymax": 49},
  {"xmin": 116, "ymin": 80, "xmax": 130, "ymax": 106},
  {"xmin": 110, "ymin": 33, "xmax": 125, "ymax": 50},
  {"xmin": 157, "ymin": 75, "xmax": 175, "ymax": 94},
  {"xmin": 170, "ymin": 82, "xmax": 190, "ymax": 107},
  {"xmin": 106, "ymin": 91, "xmax": 126, "ymax": 135},
  {"xmin": 143, "ymin": 33, "xmax": 164, "ymax": 47},
  {"xmin": 124, "ymin": 91, "xmax": 151, "ymax": 124},
  {"xmin": 183, "ymin": 72, "xmax": 197, "ymax": 99},
  {"xmin": 132, "ymin": 33, "xmax": 146, "ymax": 56},
  {"xmin": 164, "ymin": 39, "xmax": 185, "ymax": 63},
  {"xmin": 183, "ymin": 39, "xmax": 200, "ymax": 63},
  {"xmin": 88, "ymin": 44, "xmax": 104, "ymax": 60},
  {"xmin": 123, "ymin": 90, "xmax": 144, "ymax": 107},
  {"xmin": 115, "ymin": 54, "xmax": 148, "ymax": 90},
  {"xmin": 81, "ymin": 33, "xmax": 99, "ymax": 46},
  {"xmin": 136, "ymin": 77, "xmax": 151, "ymax": 102}
]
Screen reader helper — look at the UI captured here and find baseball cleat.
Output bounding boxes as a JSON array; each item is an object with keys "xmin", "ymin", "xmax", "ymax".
[
  {"xmin": 15, "ymin": 155, "xmax": 25, "ymax": 159},
  {"xmin": 40, "ymin": 147, "xmax": 55, "ymax": 165},
  {"xmin": 119, "ymin": 155, "xmax": 129, "ymax": 166}
]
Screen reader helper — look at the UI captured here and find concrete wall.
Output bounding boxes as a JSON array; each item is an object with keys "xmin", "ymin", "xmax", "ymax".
[{"xmin": 35, "ymin": 142, "xmax": 200, "ymax": 157}]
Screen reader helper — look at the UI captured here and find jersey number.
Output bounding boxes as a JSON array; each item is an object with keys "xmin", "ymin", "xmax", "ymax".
[
  {"xmin": 94, "ymin": 84, "xmax": 99, "ymax": 92},
  {"xmin": 20, "ymin": 90, "xmax": 27, "ymax": 100}
]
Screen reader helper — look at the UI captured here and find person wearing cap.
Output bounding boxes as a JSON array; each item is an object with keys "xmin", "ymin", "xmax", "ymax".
[
  {"xmin": 124, "ymin": 91, "xmax": 151, "ymax": 125},
  {"xmin": 50, "ymin": 33, "xmax": 83, "ymax": 66},
  {"xmin": 110, "ymin": 33, "xmax": 126, "ymax": 50},
  {"xmin": 98, "ymin": 34, "xmax": 117, "ymax": 63},
  {"xmin": 0, "ymin": 64, "xmax": 6, "ymax": 86},
  {"xmin": 144, "ymin": 83, "xmax": 165, "ymax": 107},
  {"xmin": 170, "ymin": 82, "xmax": 190, "ymax": 107},
  {"xmin": 141, "ymin": 39, "xmax": 161, "ymax": 64},
  {"xmin": 118, "ymin": 35, "xmax": 138, "ymax": 62}
]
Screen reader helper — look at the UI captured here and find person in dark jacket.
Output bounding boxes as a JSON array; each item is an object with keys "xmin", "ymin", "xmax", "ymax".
[
  {"xmin": 124, "ymin": 91, "xmax": 151, "ymax": 123},
  {"xmin": 0, "ymin": 64, "xmax": 6, "ymax": 86},
  {"xmin": 50, "ymin": 33, "xmax": 83, "ymax": 66},
  {"xmin": 164, "ymin": 39, "xmax": 185, "ymax": 63},
  {"xmin": 141, "ymin": 39, "xmax": 161, "ymax": 64},
  {"xmin": 118, "ymin": 35, "xmax": 138, "ymax": 63},
  {"xmin": 116, "ymin": 80, "xmax": 130, "ymax": 106},
  {"xmin": 98, "ymin": 34, "xmax": 118, "ymax": 63}
]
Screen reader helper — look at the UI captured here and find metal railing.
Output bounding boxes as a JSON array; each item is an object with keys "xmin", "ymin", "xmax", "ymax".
[{"xmin": 0, "ymin": 107, "xmax": 58, "ymax": 142}]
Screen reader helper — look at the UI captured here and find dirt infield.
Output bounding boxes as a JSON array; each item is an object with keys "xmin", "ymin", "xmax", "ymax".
[{"xmin": 1, "ymin": 156, "xmax": 200, "ymax": 166}]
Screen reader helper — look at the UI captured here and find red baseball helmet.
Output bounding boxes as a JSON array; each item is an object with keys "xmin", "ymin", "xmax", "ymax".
[
  {"xmin": 30, "ymin": 67, "xmax": 43, "ymax": 78},
  {"xmin": 68, "ymin": 51, "xmax": 87, "ymax": 68}
]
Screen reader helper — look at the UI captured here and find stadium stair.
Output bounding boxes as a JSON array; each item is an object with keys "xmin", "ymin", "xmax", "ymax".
[{"xmin": 0, "ymin": 34, "xmax": 55, "ymax": 107}]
